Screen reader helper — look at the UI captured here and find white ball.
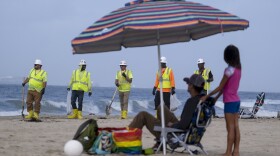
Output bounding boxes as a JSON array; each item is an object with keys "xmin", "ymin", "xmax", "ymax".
[{"xmin": 64, "ymin": 140, "xmax": 83, "ymax": 156}]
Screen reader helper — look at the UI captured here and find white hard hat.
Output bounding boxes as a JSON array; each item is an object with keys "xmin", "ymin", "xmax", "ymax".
[
  {"xmin": 160, "ymin": 56, "xmax": 167, "ymax": 63},
  {"xmin": 119, "ymin": 60, "xmax": 127, "ymax": 66},
  {"xmin": 197, "ymin": 58, "xmax": 205, "ymax": 64},
  {"xmin": 34, "ymin": 59, "xmax": 42, "ymax": 65},
  {"xmin": 79, "ymin": 59, "xmax": 86, "ymax": 65}
]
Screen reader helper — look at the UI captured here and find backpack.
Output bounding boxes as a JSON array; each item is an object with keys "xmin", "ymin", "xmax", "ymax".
[
  {"xmin": 186, "ymin": 97, "xmax": 215, "ymax": 144},
  {"xmin": 73, "ymin": 119, "xmax": 98, "ymax": 152},
  {"xmin": 88, "ymin": 130, "xmax": 116, "ymax": 155}
]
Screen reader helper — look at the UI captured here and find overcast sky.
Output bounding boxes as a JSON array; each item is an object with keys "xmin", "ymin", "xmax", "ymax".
[{"xmin": 0, "ymin": 0, "xmax": 279, "ymax": 93}]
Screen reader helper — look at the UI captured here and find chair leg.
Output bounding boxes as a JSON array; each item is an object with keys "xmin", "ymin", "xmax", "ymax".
[
  {"xmin": 197, "ymin": 143, "xmax": 208, "ymax": 155},
  {"xmin": 155, "ymin": 141, "xmax": 163, "ymax": 153},
  {"xmin": 239, "ymin": 109, "xmax": 244, "ymax": 118},
  {"xmin": 172, "ymin": 133, "xmax": 194, "ymax": 155},
  {"xmin": 169, "ymin": 132, "xmax": 195, "ymax": 155}
]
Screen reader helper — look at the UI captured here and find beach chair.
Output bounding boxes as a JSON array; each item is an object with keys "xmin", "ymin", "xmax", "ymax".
[
  {"xmin": 239, "ymin": 92, "xmax": 265, "ymax": 119},
  {"xmin": 154, "ymin": 97, "xmax": 215, "ymax": 155}
]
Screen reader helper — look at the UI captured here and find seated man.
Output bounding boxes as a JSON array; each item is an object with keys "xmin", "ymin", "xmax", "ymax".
[{"xmin": 128, "ymin": 74, "xmax": 205, "ymax": 147}]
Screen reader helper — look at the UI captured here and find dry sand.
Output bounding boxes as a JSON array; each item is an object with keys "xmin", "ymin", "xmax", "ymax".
[{"xmin": 0, "ymin": 115, "xmax": 279, "ymax": 156}]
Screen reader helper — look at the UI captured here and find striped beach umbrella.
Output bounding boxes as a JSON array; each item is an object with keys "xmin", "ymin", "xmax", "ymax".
[
  {"xmin": 72, "ymin": 0, "xmax": 249, "ymax": 54},
  {"xmin": 71, "ymin": 1, "xmax": 249, "ymax": 154}
]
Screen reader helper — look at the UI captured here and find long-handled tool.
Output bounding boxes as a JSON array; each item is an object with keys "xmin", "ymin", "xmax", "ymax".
[
  {"xmin": 66, "ymin": 90, "xmax": 72, "ymax": 115},
  {"xmin": 21, "ymin": 77, "xmax": 25, "ymax": 119},
  {"xmin": 105, "ymin": 88, "xmax": 118, "ymax": 117}
]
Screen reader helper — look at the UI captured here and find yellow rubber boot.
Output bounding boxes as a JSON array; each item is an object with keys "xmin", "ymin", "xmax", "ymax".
[
  {"xmin": 77, "ymin": 111, "xmax": 83, "ymax": 120},
  {"xmin": 33, "ymin": 112, "xmax": 40, "ymax": 120},
  {"xmin": 68, "ymin": 109, "xmax": 78, "ymax": 119},
  {"xmin": 121, "ymin": 110, "xmax": 127, "ymax": 119},
  {"xmin": 120, "ymin": 111, "xmax": 123, "ymax": 119},
  {"xmin": 25, "ymin": 110, "xmax": 34, "ymax": 119}
]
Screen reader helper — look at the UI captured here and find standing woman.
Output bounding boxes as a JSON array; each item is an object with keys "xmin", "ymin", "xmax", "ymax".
[{"xmin": 201, "ymin": 45, "xmax": 241, "ymax": 156}]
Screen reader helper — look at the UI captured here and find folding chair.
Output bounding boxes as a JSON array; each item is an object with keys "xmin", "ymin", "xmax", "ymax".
[
  {"xmin": 239, "ymin": 92, "xmax": 265, "ymax": 119},
  {"xmin": 154, "ymin": 97, "xmax": 215, "ymax": 155}
]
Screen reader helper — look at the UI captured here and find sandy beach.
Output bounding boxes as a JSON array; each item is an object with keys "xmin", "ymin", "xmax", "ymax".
[{"xmin": 0, "ymin": 115, "xmax": 279, "ymax": 156}]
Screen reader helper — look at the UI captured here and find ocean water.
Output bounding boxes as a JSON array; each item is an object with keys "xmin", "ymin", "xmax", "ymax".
[{"xmin": 0, "ymin": 84, "xmax": 279, "ymax": 118}]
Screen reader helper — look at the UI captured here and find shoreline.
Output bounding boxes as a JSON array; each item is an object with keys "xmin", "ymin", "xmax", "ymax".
[{"xmin": 0, "ymin": 116, "xmax": 279, "ymax": 156}]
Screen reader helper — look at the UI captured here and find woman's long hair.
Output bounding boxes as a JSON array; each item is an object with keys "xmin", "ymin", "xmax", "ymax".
[{"xmin": 224, "ymin": 45, "xmax": 242, "ymax": 69}]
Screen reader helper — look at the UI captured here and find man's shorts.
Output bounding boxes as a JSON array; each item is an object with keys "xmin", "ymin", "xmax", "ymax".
[{"xmin": 224, "ymin": 101, "xmax": 240, "ymax": 113}]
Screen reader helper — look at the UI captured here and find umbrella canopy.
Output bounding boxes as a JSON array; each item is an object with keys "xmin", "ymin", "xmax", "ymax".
[{"xmin": 72, "ymin": 0, "xmax": 249, "ymax": 54}]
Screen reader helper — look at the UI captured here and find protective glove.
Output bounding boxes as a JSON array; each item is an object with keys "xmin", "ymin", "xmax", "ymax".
[
  {"xmin": 41, "ymin": 88, "xmax": 45, "ymax": 95},
  {"xmin": 115, "ymin": 83, "xmax": 120, "ymax": 87},
  {"xmin": 88, "ymin": 92, "xmax": 92, "ymax": 96},
  {"xmin": 152, "ymin": 87, "xmax": 157, "ymax": 95},
  {"xmin": 22, "ymin": 83, "xmax": 25, "ymax": 87},
  {"xmin": 67, "ymin": 88, "xmax": 70, "ymax": 91},
  {"xmin": 171, "ymin": 87, "xmax": 176, "ymax": 95},
  {"xmin": 122, "ymin": 72, "xmax": 127, "ymax": 78}
]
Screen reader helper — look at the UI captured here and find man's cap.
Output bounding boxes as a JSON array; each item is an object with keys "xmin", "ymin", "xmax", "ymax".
[
  {"xmin": 183, "ymin": 74, "xmax": 204, "ymax": 88},
  {"xmin": 197, "ymin": 58, "xmax": 205, "ymax": 64}
]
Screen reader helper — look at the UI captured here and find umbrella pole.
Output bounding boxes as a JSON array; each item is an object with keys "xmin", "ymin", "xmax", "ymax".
[{"xmin": 157, "ymin": 30, "xmax": 167, "ymax": 155}]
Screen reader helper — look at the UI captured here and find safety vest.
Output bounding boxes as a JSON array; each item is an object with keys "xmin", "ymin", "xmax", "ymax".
[
  {"xmin": 70, "ymin": 70, "xmax": 91, "ymax": 92},
  {"xmin": 116, "ymin": 70, "xmax": 132, "ymax": 92},
  {"xmin": 28, "ymin": 69, "xmax": 47, "ymax": 92},
  {"xmin": 157, "ymin": 67, "xmax": 171, "ymax": 89},
  {"xmin": 194, "ymin": 68, "xmax": 211, "ymax": 91}
]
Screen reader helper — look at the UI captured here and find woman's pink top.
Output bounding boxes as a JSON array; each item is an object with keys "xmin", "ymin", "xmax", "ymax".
[{"xmin": 223, "ymin": 66, "xmax": 241, "ymax": 103}]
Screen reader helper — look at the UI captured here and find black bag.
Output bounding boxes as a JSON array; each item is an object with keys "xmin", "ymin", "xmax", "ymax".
[{"xmin": 73, "ymin": 119, "xmax": 98, "ymax": 151}]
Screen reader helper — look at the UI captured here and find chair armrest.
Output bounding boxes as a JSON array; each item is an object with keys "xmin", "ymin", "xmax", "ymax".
[{"xmin": 154, "ymin": 126, "xmax": 185, "ymax": 133}]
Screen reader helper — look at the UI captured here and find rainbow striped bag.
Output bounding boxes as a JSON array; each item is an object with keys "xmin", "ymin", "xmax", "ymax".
[{"xmin": 112, "ymin": 128, "xmax": 142, "ymax": 154}]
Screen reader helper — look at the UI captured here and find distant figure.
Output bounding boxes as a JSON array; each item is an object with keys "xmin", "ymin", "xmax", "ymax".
[
  {"xmin": 22, "ymin": 59, "xmax": 47, "ymax": 120},
  {"xmin": 194, "ymin": 58, "xmax": 213, "ymax": 94},
  {"xmin": 201, "ymin": 45, "xmax": 242, "ymax": 156},
  {"xmin": 152, "ymin": 56, "xmax": 176, "ymax": 111},
  {"xmin": 129, "ymin": 74, "xmax": 204, "ymax": 149},
  {"xmin": 67, "ymin": 59, "xmax": 92, "ymax": 119},
  {"xmin": 115, "ymin": 60, "xmax": 133, "ymax": 119}
]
